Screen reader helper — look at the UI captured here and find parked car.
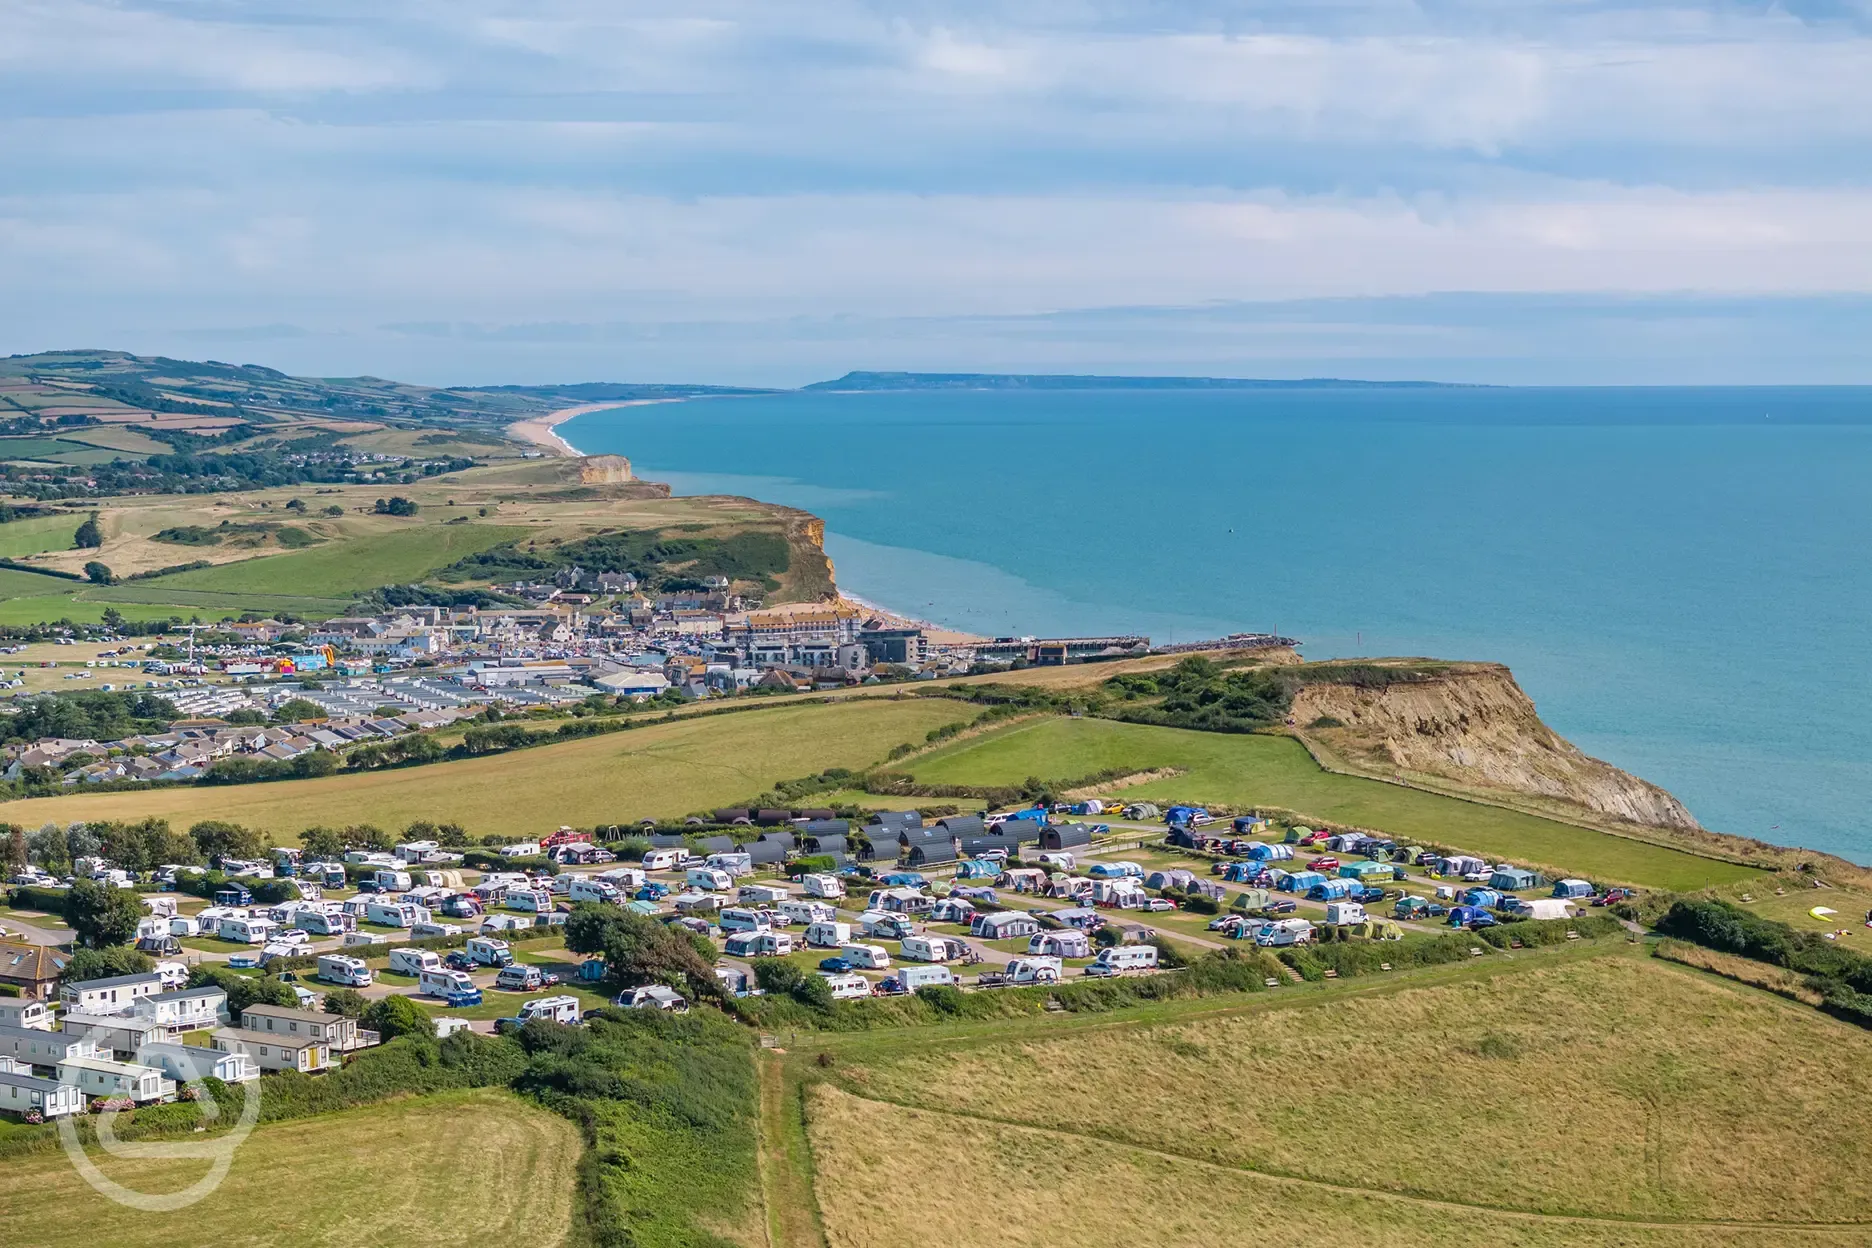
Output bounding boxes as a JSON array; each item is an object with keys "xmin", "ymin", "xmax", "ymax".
[
  {"xmin": 818, "ymin": 956, "xmax": 854, "ymax": 973},
  {"xmin": 1143, "ymin": 898, "xmax": 1177, "ymax": 912},
  {"xmin": 1309, "ymin": 857, "xmax": 1340, "ymax": 872},
  {"xmin": 1264, "ymin": 898, "xmax": 1298, "ymax": 915},
  {"xmin": 443, "ymin": 951, "xmax": 476, "ymax": 972}
]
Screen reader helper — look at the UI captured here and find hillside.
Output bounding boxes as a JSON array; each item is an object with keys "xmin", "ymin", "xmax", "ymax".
[{"xmin": 1288, "ymin": 660, "xmax": 1699, "ymax": 833}]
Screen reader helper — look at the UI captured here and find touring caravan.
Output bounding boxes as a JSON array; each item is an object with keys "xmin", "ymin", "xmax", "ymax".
[
  {"xmin": 365, "ymin": 900, "xmax": 429, "ymax": 928},
  {"xmin": 217, "ymin": 915, "xmax": 277, "ymax": 945},
  {"xmin": 778, "ymin": 900, "xmax": 835, "ymax": 927},
  {"xmin": 819, "ymin": 973, "xmax": 871, "ymax": 1001},
  {"xmin": 837, "ymin": 942, "xmax": 891, "ymax": 970},
  {"xmin": 388, "ymin": 948, "xmax": 442, "ymax": 977},
  {"xmin": 801, "ymin": 873, "xmax": 845, "ymax": 900},
  {"xmin": 566, "ymin": 877, "xmax": 622, "ymax": 904},
  {"xmin": 718, "ymin": 907, "xmax": 771, "ymax": 934},
  {"xmin": 805, "ymin": 920, "xmax": 853, "ymax": 948},
  {"xmin": 1085, "ymin": 945, "xmax": 1159, "ymax": 976},
  {"xmin": 642, "ymin": 848, "xmax": 684, "ymax": 871}
]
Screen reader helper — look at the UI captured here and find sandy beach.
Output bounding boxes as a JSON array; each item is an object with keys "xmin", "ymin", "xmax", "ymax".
[{"xmin": 506, "ymin": 400, "xmax": 669, "ymax": 457}]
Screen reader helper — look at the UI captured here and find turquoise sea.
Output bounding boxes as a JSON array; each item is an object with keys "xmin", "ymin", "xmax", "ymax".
[{"xmin": 566, "ymin": 387, "xmax": 1872, "ymax": 862}]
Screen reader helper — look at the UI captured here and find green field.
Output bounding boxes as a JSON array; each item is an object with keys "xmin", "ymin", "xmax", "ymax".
[
  {"xmin": 0, "ymin": 512, "xmax": 82, "ymax": 558},
  {"xmin": 0, "ymin": 1089, "xmax": 577, "ymax": 1247},
  {"xmin": 0, "ymin": 593, "xmax": 189, "ymax": 625},
  {"xmin": 0, "ymin": 697, "xmax": 973, "ymax": 838},
  {"xmin": 798, "ymin": 950, "xmax": 1872, "ymax": 1247},
  {"xmin": 0, "ymin": 567, "xmax": 83, "ymax": 601},
  {"xmin": 130, "ymin": 523, "xmax": 529, "ymax": 602},
  {"xmin": 910, "ymin": 717, "xmax": 1755, "ymax": 889}
]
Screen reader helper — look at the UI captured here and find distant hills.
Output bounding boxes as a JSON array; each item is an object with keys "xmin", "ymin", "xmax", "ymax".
[{"xmin": 800, "ymin": 371, "xmax": 1467, "ymax": 391}]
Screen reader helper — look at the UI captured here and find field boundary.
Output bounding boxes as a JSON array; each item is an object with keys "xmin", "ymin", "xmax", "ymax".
[{"xmin": 812, "ymin": 1086, "xmax": 1872, "ymax": 1233}]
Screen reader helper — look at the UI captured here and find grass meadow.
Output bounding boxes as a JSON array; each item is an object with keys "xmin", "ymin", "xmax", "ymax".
[
  {"xmin": 0, "ymin": 1089, "xmax": 577, "ymax": 1248},
  {"xmin": 137, "ymin": 523, "xmax": 529, "ymax": 601},
  {"xmin": 0, "ymin": 696, "xmax": 972, "ymax": 838},
  {"xmin": 908, "ymin": 716, "xmax": 1755, "ymax": 889},
  {"xmin": 822, "ymin": 951, "xmax": 1872, "ymax": 1226},
  {"xmin": 0, "ymin": 513, "xmax": 83, "ymax": 558}
]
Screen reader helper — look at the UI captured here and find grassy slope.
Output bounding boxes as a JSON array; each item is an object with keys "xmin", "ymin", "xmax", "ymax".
[
  {"xmin": 909, "ymin": 717, "xmax": 1753, "ymax": 889},
  {"xmin": 0, "ymin": 513, "xmax": 81, "ymax": 558},
  {"xmin": 0, "ymin": 697, "xmax": 971, "ymax": 838},
  {"xmin": 139, "ymin": 522, "xmax": 530, "ymax": 599},
  {"xmin": 804, "ymin": 951, "xmax": 1872, "ymax": 1244},
  {"xmin": 0, "ymin": 1089, "xmax": 576, "ymax": 1248}
]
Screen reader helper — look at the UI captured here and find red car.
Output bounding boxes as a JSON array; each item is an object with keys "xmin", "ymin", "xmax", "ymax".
[{"xmin": 1309, "ymin": 856, "xmax": 1340, "ymax": 872}]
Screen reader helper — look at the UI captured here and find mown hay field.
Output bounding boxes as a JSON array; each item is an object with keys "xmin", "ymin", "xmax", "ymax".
[
  {"xmin": 824, "ymin": 952, "xmax": 1872, "ymax": 1227},
  {"xmin": 0, "ymin": 697, "xmax": 971, "ymax": 838},
  {"xmin": 806, "ymin": 1082, "xmax": 1863, "ymax": 1248},
  {"xmin": 908, "ymin": 717, "xmax": 1754, "ymax": 889},
  {"xmin": 140, "ymin": 522, "xmax": 529, "ymax": 600},
  {"xmin": 0, "ymin": 1089, "xmax": 577, "ymax": 1248}
]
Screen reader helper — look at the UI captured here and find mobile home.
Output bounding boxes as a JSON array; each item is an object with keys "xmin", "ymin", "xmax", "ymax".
[
  {"xmin": 0, "ymin": 1070, "xmax": 84, "ymax": 1118},
  {"xmin": 139, "ymin": 1041, "xmax": 258, "ymax": 1085},
  {"xmin": 58, "ymin": 1056, "xmax": 177, "ymax": 1103},
  {"xmin": 60, "ymin": 972, "xmax": 164, "ymax": 1014}
]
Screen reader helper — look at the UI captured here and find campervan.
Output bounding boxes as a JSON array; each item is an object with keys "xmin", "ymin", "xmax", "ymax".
[
  {"xmin": 419, "ymin": 968, "xmax": 482, "ymax": 1005},
  {"xmin": 316, "ymin": 954, "xmax": 373, "ymax": 987},
  {"xmin": 1084, "ymin": 945, "xmax": 1159, "ymax": 977},
  {"xmin": 837, "ymin": 942, "xmax": 891, "ymax": 970},
  {"xmin": 1253, "ymin": 918, "xmax": 1315, "ymax": 947},
  {"xmin": 514, "ymin": 995, "xmax": 581, "ymax": 1025},
  {"xmin": 819, "ymin": 973, "xmax": 871, "ymax": 1001},
  {"xmin": 1324, "ymin": 901, "xmax": 1367, "ymax": 925},
  {"xmin": 800, "ymin": 873, "xmax": 845, "ymax": 900},
  {"xmin": 860, "ymin": 911, "xmax": 914, "ymax": 940},
  {"xmin": 566, "ymin": 877, "xmax": 622, "ymax": 904},
  {"xmin": 388, "ymin": 948, "xmax": 442, "ymax": 977},
  {"xmin": 495, "ymin": 965, "xmax": 549, "ymax": 992},
  {"xmin": 466, "ymin": 936, "xmax": 513, "ymax": 967},
  {"xmin": 805, "ymin": 920, "xmax": 853, "ymax": 948}
]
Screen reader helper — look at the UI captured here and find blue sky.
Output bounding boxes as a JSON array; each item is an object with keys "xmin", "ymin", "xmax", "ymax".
[{"xmin": 2, "ymin": 1, "xmax": 1871, "ymax": 385}]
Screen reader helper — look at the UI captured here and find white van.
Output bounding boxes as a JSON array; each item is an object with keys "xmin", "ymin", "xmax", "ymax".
[
  {"xmin": 1084, "ymin": 945, "xmax": 1159, "ymax": 977},
  {"xmin": 819, "ymin": 972, "xmax": 871, "ymax": 1001},
  {"xmin": 567, "ymin": 877, "xmax": 622, "ymax": 904},
  {"xmin": 316, "ymin": 954, "xmax": 373, "ymax": 987},
  {"xmin": 686, "ymin": 866, "xmax": 732, "ymax": 891},
  {"xmin": 801, "ymin": 873, "xmax": 846, "ymax": 899},
  {"xmin": 643, "ymin": 848, "xmax": 683, "ymax": 871},
  {"xmin": 805, "ymin": 920, "xmax": 852, "ymax": 948},
  {"xmin": 419, "ymin": 968, "xmax": 480, "ymax": 1002},
  {"xmin": 388, "ymin": 948, "xmax": 442, "ymax": 977},
  {"xmin": 365, "ymin": 900, "xmax": 428, "ymax": 929},
  {"xmin": 754, "ymin": 931, "xmax": 795, "ymax": 956},
  {"xmin": 838, "ymin": 942, "xmax": 891, "ymax": 970},
  {"xmin": 718, "ymin": 907, "xmax": 770, "ymax": 934},
  {"xmin": 896, "ymin": 965, "xmax": 956, "ymax": 991},
  {"xmin": 778, "ymin": 900, "xmax": 835, "ymax": 927}
]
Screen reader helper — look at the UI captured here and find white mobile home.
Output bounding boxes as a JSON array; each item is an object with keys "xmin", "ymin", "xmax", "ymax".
[
  {"xmin": 0, "ymin": 1023, "xmax": 94, "ymax": 1069},
  {"xmin": 57, "ymin": 1056, "xmax": 177, "ymax": 1103},
  {"xmin": 55, "ymin": 1012, "xmax": 170, "ymax": 1061},
  {"xmin": 210, "ymin": 1028, "xmax": 331, "ymax": 1074},
  {"xmin": 0, "ymin": 1070, "xmax": 84, "ymax": 1118},
  {"xmin": 139, "ymin": 1041, "xmax": 258, "ymax": 1085},
  {"xmin": 0, "ymin": 1000, "xmax": 52, "ymax": 1031},
  {"xmin": 127, "ymin": 987, "xmax": 226, "ymax": 1032},
  {"xmin": 60, "ymin": 972, "xmax": 165, "ymax": 1015}
]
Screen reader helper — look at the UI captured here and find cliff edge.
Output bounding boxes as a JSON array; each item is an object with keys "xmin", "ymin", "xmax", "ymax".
[{"xmin": 1289, "ymin": 660, "xmax": 1700, "ymax": 833}]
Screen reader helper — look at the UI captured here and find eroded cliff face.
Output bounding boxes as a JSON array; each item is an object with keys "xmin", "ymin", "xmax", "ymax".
[
  {"xmin": 577, "ymin": 454, "xmax": 635, "ymax": 484},
  {"xmin": 1291, "ymin": 663, "xmax": 1700, "ymax": 831}
]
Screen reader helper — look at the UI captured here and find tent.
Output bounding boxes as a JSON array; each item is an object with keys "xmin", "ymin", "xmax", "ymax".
[
  {"xmin": 1489, "ymin": 866, "xmax": 1540, "ymax": 891},
  {"xmin": 1551, "ymin": 878, "xmax": 1594, "ymax": 899},
  {"xmin": 1278, "ymin": 870, "xmax": 1327, "ymax": 894}
]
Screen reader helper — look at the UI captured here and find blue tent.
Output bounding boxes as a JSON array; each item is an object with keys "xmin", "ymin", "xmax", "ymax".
[
  {"xmin": 1462, "ymin": 887, "xmax": 1504, "ymax": 908},
  {"xmin": 1306, "ymin": 878, "xmax": 1359, "ymax": 901},
  {"xmin": 1279, "ymin": 870, "xmax": 1326, "ymax": 894},
  {"xmin": 1552, "ymin": 878, "xmax": 1594, "ymax": 898},
  {"xmin": 1448, "ymin": 905, "xmax": 1497, "ymax": 928}
]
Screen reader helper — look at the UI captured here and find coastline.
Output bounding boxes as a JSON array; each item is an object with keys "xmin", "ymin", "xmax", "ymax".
[{"xmin": 506, "ymin": 399, "xmax": 671, "ymax": 457}]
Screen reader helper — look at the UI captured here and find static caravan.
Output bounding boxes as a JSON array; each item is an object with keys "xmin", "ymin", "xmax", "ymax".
[
  {"xmin": 0, "ymin": 1001, "xmax": 53, "ymax": 1031},
  {"xmin": 0, "ymin": 1070, "xmax": 84, "ymax": 1118},
  {"xmin": 58, "ymin": 1056, "xmax": 176, "ymax": 1104},
  {"xmin": 140, "ymin": 1041, "xmax": 258, "ymax": 1085},
  {"xmin": 61, "ymin": 972, "xmax": 165, "ymax": 1014},
  {"xmin": 0, "ymin": 1023, "xmax": 94, "ymax": 1068},
  {"xmin": 316, "ymin": 955, "xmax": 374, "ymax": 987},
  {"xmin": 128, "ymin": 987, "xmax": 225, "ymax": 1032},
  {"xmin": 805, "ymin": 920, "xmax": 853, "ymax": 948}
]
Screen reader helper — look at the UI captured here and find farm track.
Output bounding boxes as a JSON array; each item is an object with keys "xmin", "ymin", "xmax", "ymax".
[{"xmin": 820, "ymin": 1088, "xmax": 1872, "ymax": 1234}]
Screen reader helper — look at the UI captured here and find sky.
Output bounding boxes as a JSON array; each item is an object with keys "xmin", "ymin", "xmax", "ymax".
[{"xmin": 3, "ymin": 1, "xmax": 1872, "ymax": 386}]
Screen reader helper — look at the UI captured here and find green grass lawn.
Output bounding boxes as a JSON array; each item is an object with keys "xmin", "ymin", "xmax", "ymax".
[
  {"xmin": 0, "ymin": 567, "xmax": 85, "ymax": 602},
  {"xmin": 910, "ymin": 717, "xmax": 1757, "ymax": 890},
  {"xmin": 0, "ymin": 697, "xmax": 974, "ymax": 838},
  {"xmin": 141, "ymin": 522, "xmax": 529, "ymax": 600},
  {"xmin": 0, "ymin": 512, "xmax": 82, "ymax": 558}
]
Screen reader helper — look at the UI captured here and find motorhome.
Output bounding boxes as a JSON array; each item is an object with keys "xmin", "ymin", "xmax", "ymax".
[
  {"xmin": 1084, "ymin": 945, "xmax": 1160, "ymax": 976},
  {"xmin": 1253, "ymin": 918, "xmax": 1315, "ymax": 947},
  {"xmin": 718, "ymin": 907, "xmax": 771, "ymax": 934},
  {"xmin": 364, "ymin": 900, "xmax": 428, "ymax": 929},
  {"xmin": 466, "ymin": 936, "xmax": 513, "ymax": 967},
  {"xmin": 805, "ymin": 920, "xmax": 853, "ymax": 948},
  {"xmin": 419, "ymin": 968, "xmax": 482, "ymax": 1005},
  {"xmin": 514, "ymin": 995, "xmax": 581, "ymax": 1025},
  {"xmin": 388, "ymin": 948, "xmax": 442, "ymax": 977},
  {"xmin": 801, "ymin": 873, "xmax": 846, "ymax": 899},
  {"xmin": 1324, "ymin": 901, "xmax": 1367, "ymax": 925},
  {"xmin": 819, "ymin": 973, "xmax": 871, "ymax": 1001},
  {"xmin": 495, "ymin": 965, "xmax": 549, "ymax": 992},
  {"xmin": 838, "ymin": 942, "xmax": 892, "ymax": 970},
  {"xmin": 860, "ymin": 911, "xmax": 914, "ymax": 940},
  {"xmin": 315, "ymin": 955, "xmax": 373, "ymax": 987}
]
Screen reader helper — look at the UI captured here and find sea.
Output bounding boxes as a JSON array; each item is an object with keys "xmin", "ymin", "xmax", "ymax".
[{"xmin": 564, "ymin": 386, "xmax": 1872, "ymax": 863}]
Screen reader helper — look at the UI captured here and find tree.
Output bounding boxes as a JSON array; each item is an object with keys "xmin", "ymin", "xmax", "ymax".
[
  {"xmin": 64, "ymin": 877, "xmax": 145, "ymax": 948},
  {"xmin": 321, "ymin": 987, "xmax": 367, "ymax": 1018},
  {"xmin": 73, "ymin": 513, "xmax": 103, "ymax": 549},
  {"xmin": 93, "ymin": 817, "xmax": 198, "ymax": 873},
  {"xmin": 189, "ymin": 966, "xmax": 297, "ymax": 1016},
  {"xmin": 188, "ymin": 819, "xmax": 265, "ymax": 863},
  {"xmin": 271, "ymin": 698, "xmax": 325, "ymax": 723},
  {"xmin": 323, "ymin": 505, "xmax": 344, "ymax": 517},
  {"xmin": 292, "ymin": 749, "xmax": 337, "ymax": 778},
  {"xmin": 82, "ymin": 561, "xmax": 114, "ymax": 585},
  {"xmin": 64, "ymin": 944, "xmax": 155, "ymax": 982},
  {"xmin": 285, "ymin": 498, "xmax": 306, "ymax": 513},
  {"xmin": 26, "ymin": 823, "xmax": 70, "ymax": 874},
  {"xmin": 373, "ymin": 497, "xmax": 418, "ymax": 517},
  {"xmin": 298, "ymin": 825, "xmax": 346, "ymax": 859},
  {"xmin": 565, "ymin": 903, "xmax": 719, "ymax": 999},
  {"xmin": 101, "ymin": 607, "xmax": 125, "ymax": 632},
  {"xmin": 361, "ymin": 993, "xmax": 432, "ymax": 1041},
  {"xmin": 436, "ymin": 822, "xmax": 470, "ymax": 848},
  {"xmin": 3, "ymin": 824, "xmax": 26, "ymax": 873},
  {"xmin": 345, "ymin": 824, "xmax": 393, "ymax": 852}
]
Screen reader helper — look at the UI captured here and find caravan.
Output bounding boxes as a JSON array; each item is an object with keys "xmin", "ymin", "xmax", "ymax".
[
  {"xmin": 1084, "ymin": 945, "xmax": 1159, "ymax": 976},
  {"xmin": 801, "ymin": 873, "xmax": 845, "ymax": 900},
  {"xmin": 899, "ymin": 935, "xmax": 965, "ymax": 963},
  {"xmin": 804, "ymin": 920, "xmax": 852, "ymax": 948},
  {"xmin": 217, "ymin": 915, "xmax": 277, "ymax": 945},
  {"xmin": 642, "ymin": 848, "xmax": 684, "ymax": 871},
  {"xmin": 566, "ymin": 877, "xmax": 622, "ymax": 905},
  {"xmin": 365, "ymin": 900, "xmax": 429, "ymax": 929},
  {"xmin": 316, "ymin": 954, "xmax": 373, "ymax": 987},
  {"xmin": 719, "ymin": 907, "xmax": 771, "ymax": 934},
  {"xmin": 837, "ymin": 942, "xmax": 891, "ymax": 970},
  {"xmin": 778, "ymin": 900, "xmax": 835, "ymax": 927},
  {"xmin": 686, "ymin": 866, "xmax": 733, "ymax": 891},
  {"xmin": 419, "ymin": 969, "xmax": 483, "ymax": 1006},
  {"xmin": 819, "ymin": 972, "xmax": 871, "ymax": 1001},
  {"xmin": 388, "ymin": 948, "xmax": 442, "ymax": 977},
  {"xmin": 504, "ymin": 888, "xmax": 554, "ymax": 914},
  {"xmin": 294, "ymin": 907, "xmax": 354, "ymax": 936}
]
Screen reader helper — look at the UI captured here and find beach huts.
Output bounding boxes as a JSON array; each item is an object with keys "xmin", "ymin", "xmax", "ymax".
[{"xmin": 1489, "ymin": 866, "xmax": 1541, "ymax": 892}]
